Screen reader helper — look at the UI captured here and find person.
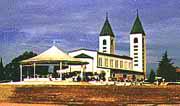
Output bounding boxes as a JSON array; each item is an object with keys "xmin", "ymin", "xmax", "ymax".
[
  {"xmin": 49, "ymin": 74, "xmax": 52, "ymax": 81},
  {"xmin": 77, "ymin": 75, "xmax": 81, "ymax": 82},
  {"xmin": 140, "ymin": 81, "xmax": 143, "ymax": 86},
  {"xmin": 156, "ymin": 80, "xmax": 159, "ymax": 85}
]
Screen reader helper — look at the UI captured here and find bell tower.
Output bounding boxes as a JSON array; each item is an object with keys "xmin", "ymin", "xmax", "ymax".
[
  {"xmin": 130, "ymin": 10, "xmax": 147, "ymax": 79},
  {"xmin": 99, "ymin": 13, "xmax": 115, "ymax": 54}
]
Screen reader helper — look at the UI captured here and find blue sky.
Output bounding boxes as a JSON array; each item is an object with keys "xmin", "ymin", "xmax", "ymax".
[{"xmin": 0, "ymin": 0, "xmax": 180, "ymax": 74}]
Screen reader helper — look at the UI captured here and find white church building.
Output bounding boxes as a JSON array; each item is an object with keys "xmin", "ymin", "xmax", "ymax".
[{"xmin": 68, "ymin": 12, "xmax": 147, "ymax": 81}]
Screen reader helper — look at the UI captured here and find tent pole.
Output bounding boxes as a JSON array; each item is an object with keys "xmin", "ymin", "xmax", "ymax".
[
  {"xmin": 20, "ymin": 65, "xmax": 23, "ymax": 82},
  {"xmin": 33, "ymin": 63, "xmax": 36, "ymax": 79},
  {"xmin": 80, "ymin": 65, "xmax": 84, "ymax": 81},
  {"xmin": 84, "ymin": 65, "xmax": 86, "ymax": 81},
  {"xmin": 59, "ymin": 62, "xmax": 62, "ymax": 80},
  {"xmin": 70, "ymin": 65, "xmax": 71, "ymax": 73},
  {"xmin": 92, "ymin": 59, "xmax": 94, "ymax": 74}
]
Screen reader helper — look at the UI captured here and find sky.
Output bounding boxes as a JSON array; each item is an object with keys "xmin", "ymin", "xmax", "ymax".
[{"xmin": 0, "ymin": 0, "xmax": 180, "ymax": 75}]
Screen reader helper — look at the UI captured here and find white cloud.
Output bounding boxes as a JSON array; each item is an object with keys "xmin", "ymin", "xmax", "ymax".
[{"xmin": 20, "ymin": 24, "xmax": 64, "ymax": 36}]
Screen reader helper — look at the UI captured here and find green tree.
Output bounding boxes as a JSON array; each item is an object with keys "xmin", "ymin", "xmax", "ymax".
[
  {"xmin": 148, "ymin": 69, "xmax": 155, "ymax": 83},
  {"xmin": 157, "ymin": 51, "xmax": 176, "ymax": 82},
  {"xmin": 5, "ymin": 51, "xmax": 37, "ymax": 81},
  {"xmin": 0, "ymin": 57, "xmax": 4, "ymax": 80}
]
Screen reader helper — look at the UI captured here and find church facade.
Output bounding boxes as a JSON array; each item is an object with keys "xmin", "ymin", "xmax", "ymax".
[{"xmin": 68, "ymin": 12, "xmax": 147, "ymax": 81}]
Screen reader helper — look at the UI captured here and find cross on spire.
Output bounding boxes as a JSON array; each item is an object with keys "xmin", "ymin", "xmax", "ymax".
[
  {"xmin": 53, "ymin": 40, "xmax": 56, "ymax": 46},
  {"xmin": 106, "ymin": 12, "xmax": 108, "ymax": 20},
  {"xmin": 137, "ymin": 9, "xmax": 139, "ymax": 16}
]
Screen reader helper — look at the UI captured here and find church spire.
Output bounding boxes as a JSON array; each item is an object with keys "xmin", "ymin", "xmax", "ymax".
[
  {"xmin": 130, "ymin": 10, "xmax": 145, "ymax": 35},
  {"xmin": 100, "ymin": 12, "xmax": 114, "ymax": 37}
]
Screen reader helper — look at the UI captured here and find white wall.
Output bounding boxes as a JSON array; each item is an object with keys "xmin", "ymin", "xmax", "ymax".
[
  {"xmin": 97, "ymin": 54, "xmax": 133, "ymax": 70},
  {"xmin": 69, "ymin": 58, "xmax": 93, "ymax": 72},
  {"xmin": 69, "ymin": 50, "xmax": 98, "ymax": 73},
  {"xmin": 130, "ymin": 33, "xmax": 143, "ymax": 72},
  {"xmin": 69, "ymin": 50, "xmax": 111, "ymax": 78},
  {"xmin": 99, "ymin": 36, "xmax": 115, "ymax": 54},
  {"xmin": 69, "ymin": 49, "xmax": 135, "ymax": 80}
]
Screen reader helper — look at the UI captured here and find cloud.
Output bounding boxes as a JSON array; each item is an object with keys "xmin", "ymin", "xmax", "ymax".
[
  {"xmin": 20, "ymin": 24, "xmax": 64, "ymax": 36},
  {"xmin": 0, "ymin": 0, "xmax": 180, "ymax": 74}
]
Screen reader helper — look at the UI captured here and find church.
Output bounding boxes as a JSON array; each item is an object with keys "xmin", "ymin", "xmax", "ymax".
[{"xmin": 68, "ymin": 12, "xmax": 147, "ymax": 81}]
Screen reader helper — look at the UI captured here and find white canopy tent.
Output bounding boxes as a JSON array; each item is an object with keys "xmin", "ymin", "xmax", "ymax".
[{"xmin": 20, "ymin": 46, "xmax": 88, "ymax": 81}]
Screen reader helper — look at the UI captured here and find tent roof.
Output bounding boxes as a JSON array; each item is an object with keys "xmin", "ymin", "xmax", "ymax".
[{"xmin": 21, "ymin": 46, "xmax": 88, "ymax": 65}]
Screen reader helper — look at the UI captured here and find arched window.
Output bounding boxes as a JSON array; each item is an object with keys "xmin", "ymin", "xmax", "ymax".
[
  {"xmin": 103, "ymin": 39, "xmax": 106, "ymax": 45},
  {"xmin": 134, "ymin": 38, "xmax": 138, "ymax": 43}
]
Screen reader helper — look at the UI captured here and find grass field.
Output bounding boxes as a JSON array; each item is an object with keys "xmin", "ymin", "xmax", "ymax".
[{"xmin": 0, "ymin": 84, "xmax": 180, "ymax": 106}]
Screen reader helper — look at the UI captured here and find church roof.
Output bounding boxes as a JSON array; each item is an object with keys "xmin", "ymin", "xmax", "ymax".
[
  {"xmin": 100, "ymin": 13, "xmax": 115, "ymax": 37},
  {"xmin": 98, "ymin": 52, "xmax": 132, "ymax": 60},
  {"xmin": 74, "ymin": 53, "xmax": 93, "ymax": 59},
  {"xmin": 130, "ymin": 11, "xmax": 145, "ymax": 35}
]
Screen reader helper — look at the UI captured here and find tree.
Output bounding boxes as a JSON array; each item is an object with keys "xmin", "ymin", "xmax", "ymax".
[
  {"xmin": 0, "ymin": 57, "xmax": 4, "ymax": 80},
  {"xmin": 148, "ymin": 69, "xmax": 155, "ymax": 83},
  {"xmin": 157, "ymin": 51, "xmax": 176, "ymax": 82},
  {"xmin": 5, "ymin": 51, "xmax": 37, "ymax": 81}
]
